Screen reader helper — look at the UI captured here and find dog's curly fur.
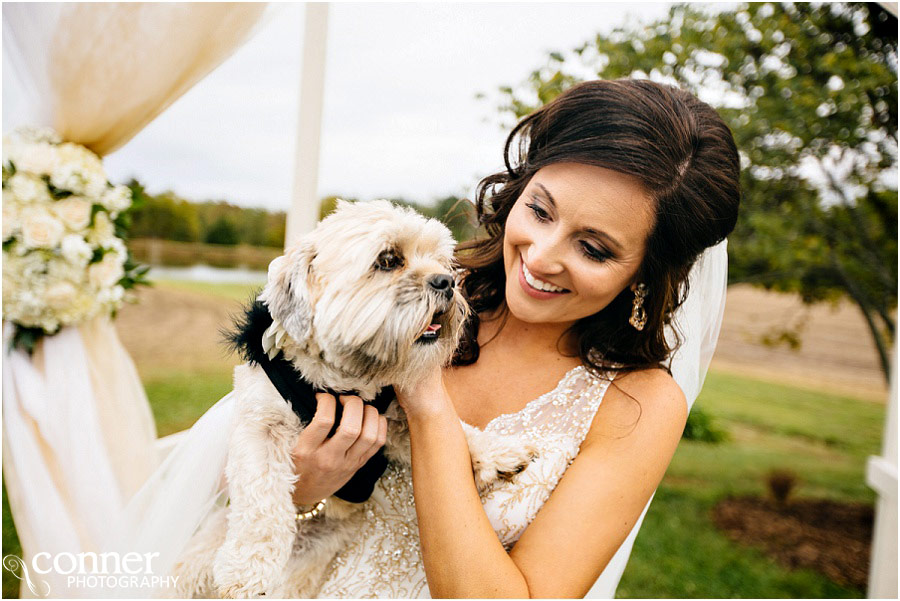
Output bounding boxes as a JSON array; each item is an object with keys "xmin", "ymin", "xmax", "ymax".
[{"xmin": 168, "ymin": 200, "xmax": 535, "ymax": 598}]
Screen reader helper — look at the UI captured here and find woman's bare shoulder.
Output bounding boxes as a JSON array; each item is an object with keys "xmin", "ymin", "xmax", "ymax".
[{"xmin": 583, "ymin": 367, "xmax": 688, "ymax": 448}]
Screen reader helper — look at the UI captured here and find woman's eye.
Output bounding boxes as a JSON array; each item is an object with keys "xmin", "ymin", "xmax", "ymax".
[
  {"xmin": 375, "ymin": 250, "xmax": 404, "ymax": 271},
  {"xmin": 580, "ymin": 241, "xmax": 611, "ymax": 263},
  {"xmin": 526, "ymin": 202, "xmax": 550, "ymax": 222}
]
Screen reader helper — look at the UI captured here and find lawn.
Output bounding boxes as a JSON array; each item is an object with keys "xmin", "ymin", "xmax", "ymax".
[
  {"xmin": 615, "ymin": 371, "xmax": 883, "ymax": 598},
  {"xmin": 1, "ymin": 279, "xmax": 886, "ymax": 598}
]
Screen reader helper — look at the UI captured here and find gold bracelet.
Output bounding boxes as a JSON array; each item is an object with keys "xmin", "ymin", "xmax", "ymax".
[{"xmin": 294, "ymin": 498, "xmax": 327, "ymax": 521}]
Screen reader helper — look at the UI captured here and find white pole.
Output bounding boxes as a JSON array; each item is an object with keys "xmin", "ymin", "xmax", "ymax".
[
  {"xmin": 866, "ymin": 339, "xmax": 898, "ymax": 599},
  {"xmin": 286, "ymin": 2, "xmax": 329, "ymax": 249}
]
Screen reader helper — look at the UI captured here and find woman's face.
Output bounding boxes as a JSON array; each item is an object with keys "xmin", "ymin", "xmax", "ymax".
[{"xmin": 502, "ymin": 162, "xmax": 656, "ymax": 327}]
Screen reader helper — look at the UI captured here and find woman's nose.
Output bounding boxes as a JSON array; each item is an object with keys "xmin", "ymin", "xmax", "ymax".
[{"xmin": 524, "ymin": 237, "xmax": 565, "ymax": 276}]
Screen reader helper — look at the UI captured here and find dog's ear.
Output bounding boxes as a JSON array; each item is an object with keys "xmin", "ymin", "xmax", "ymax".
[{"xmin": 258, "ymin": 241, "xmax": 316, "ymax": 344}]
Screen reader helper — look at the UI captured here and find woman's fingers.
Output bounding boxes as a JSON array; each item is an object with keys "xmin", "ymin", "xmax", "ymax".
[
  {"xmin": 294, "ymin": 392, "xmax": 336, "ymax": 456},
  {"xmin": 323, "ymin": 395, "xmax": 364, "ymax": 453},
  {"xmin": 294, "ymin": 393, "xmax": 387, "ymax": 478},
  {"xmin": 345, "ymin": 404, "xmax": 382, "ymax": 463}
]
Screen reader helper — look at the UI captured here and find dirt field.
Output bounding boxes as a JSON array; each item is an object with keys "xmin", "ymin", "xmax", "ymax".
[
  {"xmin": 114, "ymin": 282, "xmax": 890, "ymax": 401},
  {"xmin": 115, "ymin": 283, "xmax": 248, "ymax": 377},
  {"xmin": 713, "ymin": 284, "xmax": 888, "ymax": 401}
]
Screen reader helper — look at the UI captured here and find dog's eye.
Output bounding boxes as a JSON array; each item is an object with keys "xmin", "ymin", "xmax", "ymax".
[{"xmin": 375, "ymin": 250, "xmax": 404, "ymax": 271}]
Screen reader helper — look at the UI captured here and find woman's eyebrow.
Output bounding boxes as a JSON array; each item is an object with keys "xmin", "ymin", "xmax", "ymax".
[
  {"xmin": 534, "ymin": 182, "xmax": 624, "ymax": 252},
  {"xmin": 535, "ymin": 182, "xmax": 557, "ymax": 207}
]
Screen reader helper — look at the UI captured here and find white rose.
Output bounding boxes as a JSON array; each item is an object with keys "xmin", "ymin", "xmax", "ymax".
[
  {"xmin": 54, "ymin": 196, "xmax": 93, "ymax": 231},
  {"xmin": 44, "ymin": 280, "xmax": 78, "ymax": 310},
  {"xmin": 20, "ymin": 207, "xmax": 64, "ymax": 249},
  {"xmin": 3, "ymin": 201, "xmax": 19, "ymax": 239},
  {"xmin": 8, "ymin": 173, "xmax": 52, "ymax": 204},
  {"xmin": 102, "ymin": 236, "xmax": 127, "ymax": 259},
  {"xmin": 87, "ymin": 211, "xmax": 116, "ymax": 245},
  {"xmin": 13, "ymin": 126, "xmax": 62, "ymax": 146},
  {"xmin": 15, "ymin": 143, "xmax": 59, "ymax": 176},
  {"xmin": 101, "ymin": 185, "xmax": 132, "ymax": 215},
  {"xmin": 60, "ymin": 234, "xmax": 93, "ymax": 266},
  {"xmin": 48, "ymin": 254, "xmax": 87, "ymax": 284},
  {"xmin": 51, "ymin": 143, "xmax": 106, "ymax": 198},
  {"xmin": 88, "ymin": 253, "xmax": 125, "ymax": 288},
  {"xmin": 97, "ymin": 284, "xmax": 125, "ymax": 306}
]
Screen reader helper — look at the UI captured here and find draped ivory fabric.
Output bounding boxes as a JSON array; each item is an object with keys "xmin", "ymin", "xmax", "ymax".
[
  {"xmin": 3, "ymin": 2, "xmax": 269, "ymax": 156},
  {"xmin": 2, "ymin": 3, "xmax": 268, "ymax": 597}
]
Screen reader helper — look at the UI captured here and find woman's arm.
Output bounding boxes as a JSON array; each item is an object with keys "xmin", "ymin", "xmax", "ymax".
[
  {"xmin": 398, "ymin": 368, "xmax": 687, "ymax": 599},
  {"xmin": 404, "ymin": 391, "xmax": 531, "ymax": 597}
]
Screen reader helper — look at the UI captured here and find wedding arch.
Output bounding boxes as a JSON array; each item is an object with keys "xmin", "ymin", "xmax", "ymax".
[{"xmin": 2, "ymin": 4, "xmax": 270, "ymax": 596}]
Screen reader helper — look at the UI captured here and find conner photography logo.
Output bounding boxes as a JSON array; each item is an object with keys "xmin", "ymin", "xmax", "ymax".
[{"xmin": 2, "ymin": 551, "xmax": 179, "ymax": 596}]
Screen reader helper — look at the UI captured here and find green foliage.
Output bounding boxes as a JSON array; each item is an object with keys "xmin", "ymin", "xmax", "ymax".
[
  {"xmin": 318, "ymin": 195, "xmax": 478, "ymax": 244},
  {"xmin": 682, "ymin": 404, "xmax": 730, "ymax": 443},
  {"xmin": 126, "ymin": 180, "xmax": 286, "ymax": 248},
  {"xmin": 492, "ymin": 2, "xmax": 898, "ymax": 380},
  {"xmin": 430, "ymin": 195, "xmax": 477, "ymax": 243}
]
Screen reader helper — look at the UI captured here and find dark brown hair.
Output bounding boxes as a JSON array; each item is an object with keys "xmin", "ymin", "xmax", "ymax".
[{"xmin": 452, "ymin": 79, "xmax": 740, "ymax": 375}]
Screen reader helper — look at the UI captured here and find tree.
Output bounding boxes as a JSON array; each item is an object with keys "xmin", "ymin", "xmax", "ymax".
[
  {"xmin": 432, "ymin": 195, "xmax": 477, "ymax": 243},
  {"xmin": 205, "ymin": 216, "xmax": 241, "ymax": 245},
  {"xmin": 493, "ymin": 2, "xmax": 897, "ymax": 380}
]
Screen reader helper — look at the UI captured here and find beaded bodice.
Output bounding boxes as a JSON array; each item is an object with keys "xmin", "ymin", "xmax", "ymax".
[{"xmin": 315, "ymin": 365, "xmax": 611, "ymax": 598}]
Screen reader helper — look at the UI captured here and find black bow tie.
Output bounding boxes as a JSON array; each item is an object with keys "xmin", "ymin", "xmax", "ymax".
[{"xmin": 226, "ymin": 299, "xmax": 393, "ymax": 503}]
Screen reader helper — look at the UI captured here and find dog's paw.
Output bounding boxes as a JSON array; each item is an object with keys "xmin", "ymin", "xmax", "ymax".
[
  {"xmin": 496, "ymin": 449, "xmax": 539, "ymax": 482},
  {"xmin": 464, "ymin": 426, "xmax": 539, "ymax": 492}
]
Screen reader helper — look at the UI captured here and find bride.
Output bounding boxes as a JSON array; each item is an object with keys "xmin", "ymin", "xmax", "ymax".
[{"xmin": 106, "ymin": 78, "xmax": 739, "ymax": 598}]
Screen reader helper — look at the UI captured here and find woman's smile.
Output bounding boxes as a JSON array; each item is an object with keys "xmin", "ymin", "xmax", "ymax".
[{"xmin": 518, "ymin": 254, "xmax": 570, "ymax": 298}]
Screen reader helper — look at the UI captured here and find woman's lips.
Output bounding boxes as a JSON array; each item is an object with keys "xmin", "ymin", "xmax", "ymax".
[{"xmin": 517, "ymin": 257, "xmax": 570, "ymax": 300}]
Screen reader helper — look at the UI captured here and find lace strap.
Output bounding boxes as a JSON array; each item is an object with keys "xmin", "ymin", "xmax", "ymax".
[{"xmin": 486, "ymin": 367, "xmax": 612, "ymax": 442}]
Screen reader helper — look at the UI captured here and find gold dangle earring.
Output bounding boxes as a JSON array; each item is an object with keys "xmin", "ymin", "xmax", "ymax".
[{"xmin": 629, "ymin": 283, "xmax": 648, "ymax": 331}]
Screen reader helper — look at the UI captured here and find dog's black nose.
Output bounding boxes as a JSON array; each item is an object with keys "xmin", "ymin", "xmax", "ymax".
[{"xmin": 428, "ymin": 274, "xmax": 455, "ymax": 295}]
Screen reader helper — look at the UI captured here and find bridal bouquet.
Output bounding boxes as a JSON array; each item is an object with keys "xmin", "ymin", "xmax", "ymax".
[{"xmin": 2, "ymin": 126, "xmax": 150, "ymax": 353}]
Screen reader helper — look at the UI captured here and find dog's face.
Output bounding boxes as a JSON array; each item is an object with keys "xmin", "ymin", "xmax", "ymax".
[{"xmin": 259, "ymin": 200, "xmax": 468, "ymax": 390}]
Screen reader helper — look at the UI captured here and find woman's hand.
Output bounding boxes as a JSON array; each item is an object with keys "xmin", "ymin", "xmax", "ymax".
[
  {"xmin": 394, "ymin": 365, "xmax": 453, "ymax": 420},
  {"xmin": 290, "ymin": 392, "xmax": 387, "ymax": 506}
]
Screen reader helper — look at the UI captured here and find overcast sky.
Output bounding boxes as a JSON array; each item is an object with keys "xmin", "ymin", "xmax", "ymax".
[{"xmin": 97, "ymin": 4, "xmax": 672, "ymax": 211}]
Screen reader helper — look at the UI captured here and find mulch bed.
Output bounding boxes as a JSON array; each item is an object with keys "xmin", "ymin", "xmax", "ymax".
[{"xmin": 712, "ymin": 496, "xmax": 874, "ymax": 590}]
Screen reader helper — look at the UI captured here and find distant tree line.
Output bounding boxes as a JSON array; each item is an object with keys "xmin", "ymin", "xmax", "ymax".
[
  {"xmin": 126, "ymin": 179, "xmax": 287, "ymax": 247},
  {"xmin": 125, "ymin": 180, "xmax": 478, "ymax": 249}
]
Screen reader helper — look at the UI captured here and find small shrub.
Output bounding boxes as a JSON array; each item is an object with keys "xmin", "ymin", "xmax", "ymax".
[
  {"xmin": 767, "ymin": 469, "xmax": 798, "ymax": 508},
  {"xmin": 682, "ymin": 405, "xmax": 730, "ymax": 443}
]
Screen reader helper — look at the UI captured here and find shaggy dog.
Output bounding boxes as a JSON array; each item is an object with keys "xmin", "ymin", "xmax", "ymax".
[{"xmin": 169, "ymin": 200, "xmax": 535, "ymax": 598}]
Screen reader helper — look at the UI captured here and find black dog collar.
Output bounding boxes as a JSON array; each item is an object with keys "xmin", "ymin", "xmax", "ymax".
[{"xmin": 227, "ymin": 299, "xmax": 393, "ymax": 503}]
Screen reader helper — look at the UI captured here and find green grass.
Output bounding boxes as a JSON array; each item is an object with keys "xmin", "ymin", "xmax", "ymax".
[
  {"xmin": 2, "ymin": 479, "xmax": 23, "ymax": 600},
  {"xmin": 144, "ymin": 367, "xmax": 236, "ymax": 437},
  {"xmin": 150, "ymin": 278, "xmax": 264, "ymax": 303},
  {"xmin": 616, "ymin": 487, "xmax": 860, "ymax": 598},
  {"xmin": 2, "ymin": 328, "xmax": 885, "ymax": 597}
]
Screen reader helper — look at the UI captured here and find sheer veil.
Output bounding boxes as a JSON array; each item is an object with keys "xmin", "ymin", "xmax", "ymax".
[
  {"xmin": 99, "ymin": 240, "xmax": 729, "ymax": 598},
  {"xmin": 97, "ymin": 392, "xmax": 240, "ymax": 597}
]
